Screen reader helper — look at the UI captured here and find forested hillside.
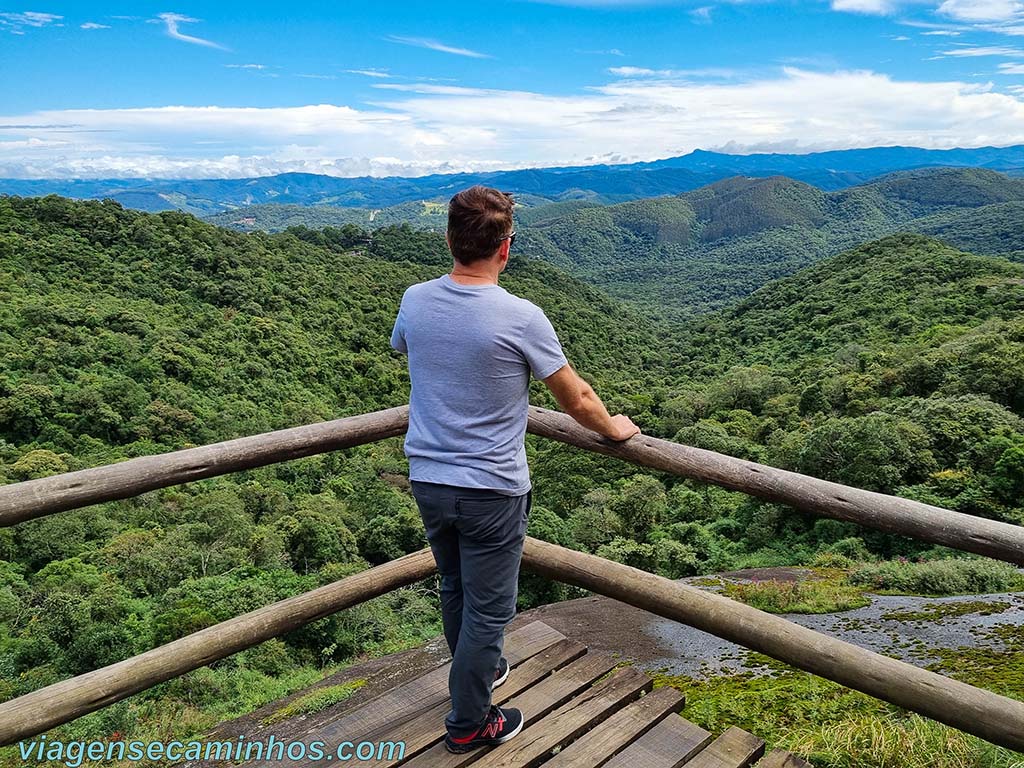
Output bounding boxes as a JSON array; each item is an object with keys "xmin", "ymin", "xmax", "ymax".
[
  {"xmin": 1, "ymin": 197, "xmax": 1022, "ymax": 758},
  {"xmin": 522, "ymin": 167, "xmax": 1024, "ymax": 320},
  {"xmin": 0, "ymin": 195, "xmax": 670, "ymax": 749},
  {"xmin": 203, "ymin": 200, "xmax": 449, "ymax": 233}
]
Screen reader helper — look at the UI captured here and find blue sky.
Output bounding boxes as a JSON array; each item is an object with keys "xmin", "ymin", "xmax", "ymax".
[{"xmin": 1, "ymin": 0, "xmax": 1023, "ymax": 178}]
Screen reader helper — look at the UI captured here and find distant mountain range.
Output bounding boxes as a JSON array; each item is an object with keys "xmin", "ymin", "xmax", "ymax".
[{"xmin": 3, "ymin": 144, "xmax": 1024, "ymax": 216}]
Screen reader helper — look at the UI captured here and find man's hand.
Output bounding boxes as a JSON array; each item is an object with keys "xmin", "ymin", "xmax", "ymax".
[
  {"xmin": 542, "ymin": 363, "xmax": 642, "ymax": 441},
  {"xmin": 607, "ymin": 414, "xmax": 641, "ymax": 441}
]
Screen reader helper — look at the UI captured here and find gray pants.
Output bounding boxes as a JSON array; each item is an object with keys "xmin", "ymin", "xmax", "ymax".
[{"xmin": 410, "ymin": 480, "xmax": 530, "ymax": 738}]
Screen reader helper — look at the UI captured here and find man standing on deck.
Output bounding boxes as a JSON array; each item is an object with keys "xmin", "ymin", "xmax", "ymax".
[{"xmin": 390, "ymin": 185, "xmax": 641, "ymax": 753}]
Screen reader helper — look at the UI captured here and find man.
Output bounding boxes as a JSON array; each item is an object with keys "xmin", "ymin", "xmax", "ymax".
[{"xmin": 390, "ymin": 185, "xmax": 640, "ymax": 754}]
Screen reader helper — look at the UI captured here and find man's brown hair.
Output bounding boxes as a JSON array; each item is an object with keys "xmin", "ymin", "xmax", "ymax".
[{"xmin": 447, "ymin": 185, "xmax": 515, "ymax": 265}]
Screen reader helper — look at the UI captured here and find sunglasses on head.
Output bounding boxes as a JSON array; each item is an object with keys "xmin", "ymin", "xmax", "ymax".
[{"xmin": 498, "ymin": 230, "xmax": 517, "ymax": 248}]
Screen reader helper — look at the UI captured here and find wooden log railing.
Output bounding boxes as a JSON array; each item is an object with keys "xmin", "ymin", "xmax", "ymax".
[
  {"xmin": 4, "ymin": 406, "xmax": 1023, "ymax": 566},
  {"xmin": 0, "ymin": 407, "xmax": 410, "ymax": 527},
  {"xmin": 0, "ymin": 405, "xmax": 1023, "ymax": 751},
  {"xmin": 522, "ymin": 538, "xmax": 1024, "ymax": 754},
  {"xmin": 0, "ymin": 549, "xmax": 437, "ymax": 745}
]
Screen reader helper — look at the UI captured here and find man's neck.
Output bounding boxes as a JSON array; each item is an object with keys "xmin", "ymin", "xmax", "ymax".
[{"xmin": 449, "ymin": 266, "xmax": 499, "ymax": 285}]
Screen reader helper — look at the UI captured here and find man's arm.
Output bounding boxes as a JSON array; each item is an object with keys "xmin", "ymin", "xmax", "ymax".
[
  {"xmin": 541, "ymin": 363, "xmax": 640, "ymax": 442},
  {"xmin": 390, "ymin": 298, "xmax": 408, "ymax": 354}
]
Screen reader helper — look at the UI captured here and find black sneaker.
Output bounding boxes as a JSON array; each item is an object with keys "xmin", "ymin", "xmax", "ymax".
[
  {"xmin": 492, "ymin": 657, "xmax": 510, "ymax": 690},
  {"xmin": 444, "ymin": 705, "xmax": 524, "ymax": 754}
]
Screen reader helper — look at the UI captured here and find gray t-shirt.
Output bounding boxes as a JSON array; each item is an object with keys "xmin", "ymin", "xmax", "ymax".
[{"xmin": 390, "ymin": 273, "xmax": 568, "ymax": 495}]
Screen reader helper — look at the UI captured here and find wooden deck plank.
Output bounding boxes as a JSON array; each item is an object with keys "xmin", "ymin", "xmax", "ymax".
[
  {"xmin": 397, "ymin": 652, "xmax": 624, "ymax": 768},
  {"xmin": 472, "ymin": 667, "xmax": 652, "ymax": 768},
  {"xmin": 683, "ymin": 726, "xmax": 765, "ymax": 768},
  {"xmin": 754, "ymin": 748, "xmax": 813, "ymax": 768},
  {"xmin": 250, "ymin": 620, "xmax": 564, "ymax": 768},
  {"xmin": 602, "ymin": 714, "xmax": 712, "ymax": 768},
  {"xmin": 357, "ymin": 639, "xmax": 587, "ymax": 767},
  {"xmin": 541, "ymin": 685, "xmax": 686, "ymax": 768}
]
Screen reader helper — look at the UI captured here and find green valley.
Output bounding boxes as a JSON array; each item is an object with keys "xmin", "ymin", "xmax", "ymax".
[{"xmin": 0, "ymin": 194, "xmax": 1022, "ymax": 766}]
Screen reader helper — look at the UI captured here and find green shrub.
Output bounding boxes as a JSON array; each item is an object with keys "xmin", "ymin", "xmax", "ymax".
[
  {"xmin": 261, "ymin": 680, "xmax": 366, "ymax": 725},
  {"xmin": 850, "ymin": 558, "xmax": 1024, "ymax": 595},
  {"xmin": 723, "ymin": 578, "xmax": 870, "ymax": 614}
]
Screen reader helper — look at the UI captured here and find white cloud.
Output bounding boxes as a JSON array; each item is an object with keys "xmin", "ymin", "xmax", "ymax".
[
  {"xmin": 608, "ymin": 65, "xmax": 738, "ymax": 78},
  {"xmin": 922, "ymin": 29, "xmax": 962, "ymax": 34},
  {"xmin": 999, "ymin": 60, "xmax": 1024, "ymax": 70},
  {"xmin": 940, "ymin": 44, "xmax": 1024, "ymax": 54},
  {"xmin": 297, "ymin": 73, "xmax": 337, "ymax": 80},
  {"xmin": 344, "ymin": 68, "xmax": 393, "ymax": 78},
  {"xmin": 0, "ymin": 11, "xmax": 62, "ymax": 33},
  {"xmin": 691, "ymin": 6, "xmax": 713, "ymax": 22},
  {"xmin": 892, "ymin": 34, "xmax": 911, "ymax": 39},
  {"xmin": 80, "ymin": 22, "xmax": 110, "ymax": 30},
  {"xmin": 832, "ymin": 0, "xmax": 896, "ymax": 15},
  {"xmin": 153, "ymin": 12, "xmax": 227, "ymax": 50},
  {"xmin": 386, "ymin": 35, "xmax": 491, "ymax": 59},
  {"xmin": 938, "ymin": 0, "xmax": 1024, "ymax": 21},
  {"xmin": 2, "ymin": 69, "xmax": 1023, "ymax": 179},
  {"xmin": 226, "ymin": 63, "xmax": 267, "ymax": 69},
  {"xmin": 609, "ymin": 66, "xmax": 674, "ymax": 77}
]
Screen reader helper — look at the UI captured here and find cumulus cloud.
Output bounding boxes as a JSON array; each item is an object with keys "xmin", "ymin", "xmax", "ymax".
[
  {"xmin": 937, "ymin": 0, "xmax": 1024, "ymax": 21},
  {"xmin": 2, "ymin": 69, "xmax": 1023, "ymax": 179}
]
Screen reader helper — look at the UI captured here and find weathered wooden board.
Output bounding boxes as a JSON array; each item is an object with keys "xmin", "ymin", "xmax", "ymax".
[
  {"xmin": 397, "ymin": 652, "xmax": 624, "ymax": 768},
  {"xmin": 251, "ymin": 620, "xmax": 564, "ymax": 768},
  {"xmin": 357, "ymin": 639, "xmax": 586, "ymax": 767},
  {"xmin": 472, "ymin": 667, "xmax": 651, "ymax": 768},
  {"xmin": 683, "ymin": 726, "xmax": 765, "ymax": 768},
  {"xmin": 602, "ymin": 713, "xmax": 712, "ymax": 768},
  {"xmin": 542, "ymin": 685, "xmax": 685, "ymax": 768}
]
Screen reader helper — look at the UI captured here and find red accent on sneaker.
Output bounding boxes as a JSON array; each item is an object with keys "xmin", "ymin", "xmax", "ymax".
[
  {"xmin": 448, "ymin": 706, "xmax": 505, "ymax": 744},
  {"xmin": 480, "ymin": 713, "xmax": 504, "ymax": 740},
  {"xmin": 448, "ymin": 727, "xmax": 481, "ymax": 745}
]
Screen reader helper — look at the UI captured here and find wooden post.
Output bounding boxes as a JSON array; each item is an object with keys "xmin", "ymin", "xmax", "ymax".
[
  {"xmin": 521, "ymin": 537, "xmax": 1024, "ymax": 753},
  {"xmin": 0, "ymin": 548, "xmax": 437, "ymax": 746},
  {"xmin": 527, "ymin": 406, "xmax": 1024, "ymax": 566},
  {"xmin": 0, "ymin": 406, "xmax": 409, "ymax": 527}
]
